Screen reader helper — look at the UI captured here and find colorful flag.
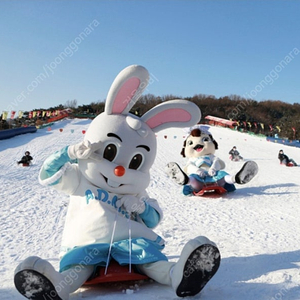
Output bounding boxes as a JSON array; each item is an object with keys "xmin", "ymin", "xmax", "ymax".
[
  {"xmin": 2, "ymin": 111, "xmax": 8, "ymax": 120},
  {"xmin": 18, "ymin": 111, "xmax": 23, "ymax": 118},
  {"xmin": 10, "ymin": 111, "xmax": 16, "ymax": 119}
]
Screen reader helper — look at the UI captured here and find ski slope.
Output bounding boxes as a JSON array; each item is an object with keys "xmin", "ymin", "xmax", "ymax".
[{"xmin": 1, "ymin": 118, "xmax": 300, "ymax": 300}]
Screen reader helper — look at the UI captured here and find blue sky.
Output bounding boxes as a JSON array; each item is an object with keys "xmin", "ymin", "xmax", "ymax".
[{"xmin": 1, "ymin": 0, "xmax": 300, "ymax": 114}]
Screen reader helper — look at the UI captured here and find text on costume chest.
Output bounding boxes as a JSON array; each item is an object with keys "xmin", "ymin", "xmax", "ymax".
[{"xmin": 84, "ymin": 189, "xmax": 129, "ymax": 217}]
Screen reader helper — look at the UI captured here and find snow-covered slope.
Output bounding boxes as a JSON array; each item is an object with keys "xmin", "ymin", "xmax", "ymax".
[{"xmin": 1, "ymin": 118, "xmax": 300, "ymax": 300}]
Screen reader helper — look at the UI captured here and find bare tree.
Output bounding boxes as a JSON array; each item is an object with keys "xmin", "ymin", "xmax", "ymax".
[{"xmin": 65, "ymin": 99, "xmax": 78, "ymax": 109}]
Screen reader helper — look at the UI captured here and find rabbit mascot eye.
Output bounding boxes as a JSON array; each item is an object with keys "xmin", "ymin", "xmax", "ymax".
[
  {"xmin": 165, "ymin": 126, "xmax": 258, "ymax": 196},
  {"xmin": 14, "ymin": 65, "xmax": 222, "ymax": 299}
]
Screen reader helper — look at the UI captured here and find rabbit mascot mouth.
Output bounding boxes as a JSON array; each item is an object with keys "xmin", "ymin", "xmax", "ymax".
[
  {"xmin": 165, "ymin": 126, "xmax": 258, "ymax": 196},
  {"xmin": 14, "ymin": 65, "xmax": 222, "ymax": 299}
]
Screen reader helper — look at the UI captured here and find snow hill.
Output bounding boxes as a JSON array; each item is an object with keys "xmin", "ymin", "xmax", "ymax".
[{"xmin": 1, "ymin": 118, "xmax": 300, "ymax": 300}]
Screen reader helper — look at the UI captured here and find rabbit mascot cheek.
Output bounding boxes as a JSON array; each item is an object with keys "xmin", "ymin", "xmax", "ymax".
[{"xmin": 14, "ymin": 65, "xmax": 220, "ymax": 299}]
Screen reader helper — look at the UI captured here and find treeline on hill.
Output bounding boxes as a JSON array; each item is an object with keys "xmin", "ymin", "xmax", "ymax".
[
  {"xmin": 68, "ymin": 94, "xmax": 299, "ymax": 140},
  {"xmin": 3, "ymin": 94, "xmax": 299, "ymax": 140},
  {"xmin": 185, "ymin": 94, "xmax": 300, "ymax": 140}
]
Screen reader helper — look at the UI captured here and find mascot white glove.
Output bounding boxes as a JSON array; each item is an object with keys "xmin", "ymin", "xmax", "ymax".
[
  {"xmin": 196, "ymin": 168, "xmax": 208, "ymax": 178},
  {"xmin": 68, "ymin": 140, "xmax": 103, "ymax": 160},
  {"xmin": 208, "ymin": 167, "xmax": 217, "ymax": 176},
  {"xmin": 208, "ymin": 157, "xmax": 224, "ymax": 176},
  {"xmin": 119, "ymin": 195, "xmax": 146, "ymax": 214}
]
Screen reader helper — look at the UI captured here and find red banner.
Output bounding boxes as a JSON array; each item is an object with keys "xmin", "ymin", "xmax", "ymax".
[{"xmin": 10, "ymin": 111, "xmax": 16, "ymax": 119}]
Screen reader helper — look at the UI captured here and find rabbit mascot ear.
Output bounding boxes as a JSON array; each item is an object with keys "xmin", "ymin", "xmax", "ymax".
[
  {"xmin": 84, "ymin": 65, "xmax": 151, "ymax": 143},
  {"xmin": 105, "ymin": 65, "xmax": 150, "ymax": 115},
  {"xmin": 141, "ymin": 99, "xmax": 201, "ymax": 133}
]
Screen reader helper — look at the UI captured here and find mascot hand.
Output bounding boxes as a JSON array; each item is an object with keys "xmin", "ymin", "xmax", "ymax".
[
  {"xmin": 196, "ymin": 169, "xmax": 208, "ymax": 178},
  {"xmin": 208, "ymin": 167, "xmax": 217, "ymax": 176},
  {"xmin": 68, "ymin": 140, "xmax": 103, "ymax": 160},
  {"xmin": 119, "ymin": 195, "xmax": 146, "ymax": 214}
]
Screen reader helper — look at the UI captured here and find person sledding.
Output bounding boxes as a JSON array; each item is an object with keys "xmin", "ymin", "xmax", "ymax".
[
  {"xmin": 165, "ymin": 127, "xmax": 258, "ymax": 196},
  {"xmin": 278, "ymin": 150, "xmax": 297, "ymax": 166},
  {"xmin": 17, "ymin": 151, "xmax": 33, "ymax": 166},
  {"xmin": 229, "ymin": 146, "xmax": 243, "ymax": 161}
]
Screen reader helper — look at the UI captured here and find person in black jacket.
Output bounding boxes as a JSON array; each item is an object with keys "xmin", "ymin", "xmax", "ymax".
[
  {"xmin": 278, "ymin": 150, "xmax": 297, "ymax": 166},
  {"xmin": 17, "ymin": 151, "xmax": 33, "ymax": 165},
  {"xmin": 229, "ymin": 146, "xmax": 243, "ymax": 161}
]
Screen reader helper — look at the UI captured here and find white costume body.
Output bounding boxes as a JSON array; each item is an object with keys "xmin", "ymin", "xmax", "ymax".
[
  {"xmin": 39, "ymin": 155, "xmax": 166, "ymax": 271},
  {"xmin": 57, "ymin": 165, "xmax": 161, "ymax": 249}
]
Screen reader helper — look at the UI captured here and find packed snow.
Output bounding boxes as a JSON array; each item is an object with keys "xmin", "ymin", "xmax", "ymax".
[{"xmin": 1, "ymin": 118, "xmax": 300, "ymax": 300}]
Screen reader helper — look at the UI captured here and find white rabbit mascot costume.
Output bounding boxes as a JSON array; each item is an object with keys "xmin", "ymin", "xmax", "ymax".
[{"xmin": 14, "ymin": 65, "xmax": 220, "ymax": 299}]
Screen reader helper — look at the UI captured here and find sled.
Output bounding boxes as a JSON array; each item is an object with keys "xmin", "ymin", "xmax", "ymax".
[
  {"xmin": 280, "ymin": 162, "xmax": 295, "ymax": 167},
  {"xmin": 193, "ymin": 185, "xmax": 227, "ymax": 197},
  {"xmin": 84, "ymin": 260, "xmax": 149, "ymax": 285},
  {"xmin": 22, "ymin": 163, "xmax": 30, "ymax": 167},
  {"xmin": 229, "ymin": 155, "xmax": 242, "ymax": 162}
]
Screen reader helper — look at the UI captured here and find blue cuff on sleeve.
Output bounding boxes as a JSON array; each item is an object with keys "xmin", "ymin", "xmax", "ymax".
[
  {"xmin": 139, "ymin": 202, "xmax": 160, "ymax": 228},
  {"xmin": 43, "ymin": 146, "xmax": 77, "ymax": 178}
]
